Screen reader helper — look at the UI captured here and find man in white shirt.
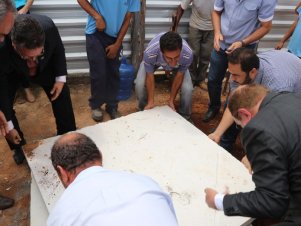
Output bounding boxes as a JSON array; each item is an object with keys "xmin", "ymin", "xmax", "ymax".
[{"xmin": 47, "ymin": 132, "xmax": 178, "ymax": 226}]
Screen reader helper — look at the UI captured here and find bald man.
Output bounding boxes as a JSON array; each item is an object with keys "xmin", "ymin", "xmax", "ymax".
[{"xmin": 48, "ymin": 132, "xmax": 179, "ymax": 226}]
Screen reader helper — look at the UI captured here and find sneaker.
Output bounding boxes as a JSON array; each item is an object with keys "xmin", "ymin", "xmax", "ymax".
[
  {"xmin": 91, "ymin": 108, "xmax": 103, "ymax": 122},
  {"xmin": 13, "ymin": 147, "xmax": 25, "ymax": 165},
  {"xmin": 106, "ymin": 108, "xmax": 121, "ymax": 119},
  {"xmin": 24, "ymin": 88, "xmax": 35, "ymax": 103}
]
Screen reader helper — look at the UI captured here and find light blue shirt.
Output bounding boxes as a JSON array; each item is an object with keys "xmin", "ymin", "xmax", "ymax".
[
  {"xmin": 288, "ymin": 6, "xmax": 301, "ymax": 57},
  {"xmin": 47, "ymin": 166, "xmax": 178, "ymax": 226},
  {"xmin": 214, "ymin": 0, "xmax": 277, "ymax": 49},
  {"xmin": 230, "ymin": 50, "xmax": 301, "ymax": 93},
  {"xmin": 143, "ymin": 33, "xmax": 193, "ymax": 74},
  {"xmin": 85, "ymin": 0, "xmax": 140, "ymax": 37},
  {"xmin": 14, "ymin": 0, "xmax": 26, "ymax": 9},
  {"xmin": 254, "ymin": 50, "xmax": 301, "ymax": 92}
]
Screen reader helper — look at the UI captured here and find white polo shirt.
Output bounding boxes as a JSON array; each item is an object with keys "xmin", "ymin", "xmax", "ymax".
[{"xmin": 47, "ymin": 166, "xmax": 178, "ymax": 226}]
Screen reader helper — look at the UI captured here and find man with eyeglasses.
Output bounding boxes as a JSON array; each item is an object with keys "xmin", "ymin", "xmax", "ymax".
[
  {"xmin": 135, "ymin": 31, "xmax": 193, "ymax": 120},
  {"xmin": 1, "ymin": 14, "xmax": 76, "ymax": 165},
  {"xmin": 208, "ymin": 48, "xmax": 301, "ymax": 153}
]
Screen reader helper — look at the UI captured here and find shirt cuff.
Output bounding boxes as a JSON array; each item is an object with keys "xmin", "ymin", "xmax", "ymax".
[
  {"xmin": 7, "ymin": 120, "xmax": 14, "ymax": 130},
  {"xmin": 214, "ymin": 193, "xmax": 225, "ymax": 210},
  {"xmin": 258, "ymin": 15, "xmax": 273, "ymax": 22},
  {"xmin": 55, "ymin": 76, "xmax": 66, "ymax": 83},
  {"xmin": 214, "ymin": 5, "xmax": 223, "ymax": 11}
]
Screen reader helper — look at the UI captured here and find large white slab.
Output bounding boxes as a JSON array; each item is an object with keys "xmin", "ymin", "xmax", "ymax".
[{"xmin": 27, "ymin": 106, "xmax": 254, "ymax": 226}]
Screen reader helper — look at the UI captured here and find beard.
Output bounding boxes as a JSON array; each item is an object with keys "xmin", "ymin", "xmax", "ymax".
[{"xmin": 242, "ymin": 73, "xmax": 253, "ymax": 85}]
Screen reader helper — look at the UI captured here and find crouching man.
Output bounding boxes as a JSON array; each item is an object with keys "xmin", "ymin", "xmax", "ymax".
[{"xmin": 135, "ymin": 31, "xmax": 193, "ymax": 120}]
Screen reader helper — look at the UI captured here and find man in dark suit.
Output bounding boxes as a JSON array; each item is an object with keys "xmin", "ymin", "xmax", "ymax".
[
  {"xmin": 0, "ymin": 0, "xmax": 17, "ymax": 210},
  {"xmin": 205, "ymin": 84, "xmax": 301, "ymax": 226},
  {"xmin": 2, "ymin": 14, "xmax": 76, "ymax": 164}
]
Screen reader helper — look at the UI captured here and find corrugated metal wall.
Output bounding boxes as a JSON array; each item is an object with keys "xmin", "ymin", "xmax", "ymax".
[{"xmin": 31, "ymin": 0, "xmax": 299, "ymax": 75}]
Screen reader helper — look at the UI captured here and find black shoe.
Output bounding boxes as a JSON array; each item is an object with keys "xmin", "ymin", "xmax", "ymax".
[
  {"xmin": 202, "ymin": 108, "xmax": 219, "ymax": 122},
  {"xmin": 106, "ymin": 108, "xmax": 121, "ymax": 119},
  {"xmin": 193, "ymin": 81, "xmax": 201, "ymax": 87},
  {"xmin": 0, "ymin": 195, "xmax": 14, "ymax": 210},
  {"xmin": 13, "ymin": 147, "xmax": 25, "ymax": 165}
]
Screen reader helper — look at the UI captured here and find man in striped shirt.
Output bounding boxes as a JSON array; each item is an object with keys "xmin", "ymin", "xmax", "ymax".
[
  {"xmin": 135, "ymin": 31, "xmax": 193, "ymax": 120},
  {"xmin": 209, "ymin": 48, "xmax": 301, "ymax": 152}
]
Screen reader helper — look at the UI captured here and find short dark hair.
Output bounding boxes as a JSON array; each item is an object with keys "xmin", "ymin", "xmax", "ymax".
[
  {"xmin": 0, "ymin": 0, "xmax": 16, "ymax": 20},
  {"xmin": 228, "ymin": 48, "xmax": 260, "ymax": 74},
  {"xmin": 51, "ymin": 133, "xmax": 102, "ymax": 172},
  {"xmin": 11, "ymin": 15, "xmax": 45, "ymax": 49},
  {"xmin": 159, "ymin": 31, "xmax": 182, "ymax": 53}
]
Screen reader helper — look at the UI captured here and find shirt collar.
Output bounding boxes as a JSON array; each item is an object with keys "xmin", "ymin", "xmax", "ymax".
[{"xmin": 73, "ymin": 165, "xmax": 104, "ymax": 183}]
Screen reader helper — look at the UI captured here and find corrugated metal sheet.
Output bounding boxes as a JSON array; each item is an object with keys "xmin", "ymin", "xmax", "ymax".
[{"xmin": 31, "ymin": 0, "xmax": 299, "ymax": 74}]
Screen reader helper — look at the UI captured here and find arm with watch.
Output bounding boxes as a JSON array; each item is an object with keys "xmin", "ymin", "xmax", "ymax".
[{"xmin": 226, "ymin": 20, "xmax": 272, "ymax": 54}]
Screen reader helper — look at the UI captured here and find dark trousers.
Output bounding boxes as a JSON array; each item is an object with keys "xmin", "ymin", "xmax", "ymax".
[
  {"xmin": 5, "ymin": 75, "xmax": 76, "ymax": 150},
  {"xmin": 86, "ymin": 32, "xmax": 121, "ymax": 110}
]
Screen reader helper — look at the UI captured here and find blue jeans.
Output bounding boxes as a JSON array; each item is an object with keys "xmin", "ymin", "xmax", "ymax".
[{"xmin": 207, "ymin": 49, "xmax": 228, "ymax": 111}]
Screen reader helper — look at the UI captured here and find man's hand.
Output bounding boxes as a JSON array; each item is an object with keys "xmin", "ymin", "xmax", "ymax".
[
  {"xmin": 275, "ymin": 41, "xmax": 284, "ymax": 50},
  {"xmin": 95, "ymin": 16, "xmax": 106, "ymax": 31},
  {"xmin": 168, "ymin": 100, "xmax": 176, "ymax": 111},
  {"xmin": 214, "ymin": 33, "xmax": 223, "ymax": 51},
  {"xmin": 241, "ymin": 155, "xmax": 252, "ymax": 174},
  {"xmin": 208, "ymin": 133, "xmax": 221, "ymax": 144},
  {"xmin": 226, "ymin": 41, "xmax": 243, "ymax": 54},
  {"xmin": 204, "ymin": 188, "xmax": 218, "ymax": 209},
  {"xmin": 18, "ymin": 8, "xmax": 29, "ymax": 14},
  {"xmin": 50, "ymin": 82, "xmax": 65, "ymax": 101},
  {"xmin": 5, "ymin": 129, "xmax": 21, "ymax": 144},
  {"xmin": 0, "ymin": 111, "xmax": 9, "ymax": 136},
  {"xmin": 106, "ymin": 43, "xmax": 120, "ymax": 59},
  {"xmin": 144, "ymin": 102, "xmax": 155, "ymax": 110}
]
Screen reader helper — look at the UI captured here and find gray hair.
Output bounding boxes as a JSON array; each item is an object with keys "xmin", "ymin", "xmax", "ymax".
[{"xmin": 0, "ymin": 0, "xmax": 16, "ymax": 21}]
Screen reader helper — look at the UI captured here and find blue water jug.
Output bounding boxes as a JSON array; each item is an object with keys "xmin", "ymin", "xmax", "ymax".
[{"xmin": 118, "ymin": 57, "xmax": 135, "ymax": 100}]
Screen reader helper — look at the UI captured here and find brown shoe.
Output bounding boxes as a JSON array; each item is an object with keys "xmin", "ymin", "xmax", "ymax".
[
  {"xmin": 24, "ymin": 88, "xmax": 35, "ymax": 103},
  {"xmin": 0, "ymin": 195, "xmax": 14, "ymax": 210}
]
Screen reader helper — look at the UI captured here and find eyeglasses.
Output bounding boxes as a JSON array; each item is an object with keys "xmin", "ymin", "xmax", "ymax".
[{"xmin": 15, "ymin": 47, "xmax": 44, "ymax": 61}]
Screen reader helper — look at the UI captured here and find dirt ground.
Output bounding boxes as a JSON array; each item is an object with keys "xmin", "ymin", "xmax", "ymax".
[{"xmin": 1, "ymin": 77, "xmax": 274, "ymax": 226}]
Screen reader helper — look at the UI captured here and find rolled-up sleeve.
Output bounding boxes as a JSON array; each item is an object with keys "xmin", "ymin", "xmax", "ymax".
[
  {"xmin": 214, "ymin": 0, "xmax": 224, "ymax": 11},
  {"xmin": 258, "ymin": 0, "xmax": 277, "ymax": 22}
]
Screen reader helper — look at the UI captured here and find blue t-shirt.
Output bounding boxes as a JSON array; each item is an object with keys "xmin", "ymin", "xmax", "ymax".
[
  {"xmin": 287, "ymin": 6, "xmax": 301, "ymax": 57},
  {"xmin": 14, "ymin": 0, "xmax": 26, "ymax": 9},
  {"xmin": 85, "ymin": 0, "xmax": 140, "ymax": 37}
]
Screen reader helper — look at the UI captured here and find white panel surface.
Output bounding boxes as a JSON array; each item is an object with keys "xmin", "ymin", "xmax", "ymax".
[{"xmin": 27, "ymin": 106, "xmax": 254, "ymax": 226}]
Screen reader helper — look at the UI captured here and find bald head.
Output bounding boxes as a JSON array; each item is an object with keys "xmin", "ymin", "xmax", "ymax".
[{"xmin": 51, "ymin": 132, "xmax": 102, "ymax": 172}]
